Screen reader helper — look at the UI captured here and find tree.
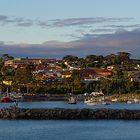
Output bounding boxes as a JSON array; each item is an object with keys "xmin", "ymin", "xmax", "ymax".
[
  {"xmin": 100, "ymin": 78, "xmax": 112, "ymax": 95},
  {"xmin": 77, "ymin": 58, "xmax": 87, "ymax": 68},
  {"xmin": 2, "ymin": 54, "xmax": 14, "ymax": 60},
  {"xmin": 61, "ymin": 62, "xmax": 67, "ymax": 69},
  {"xmin": 105, "ymin": 54, "xmax": 120, "ymax": 65},
  {"xmin": 62, "ymin": 55, "xmax": 78, "ymax": 62},
  {"xmin": 14, "ymin": 66, "xmax": 32, "ymax": 84},
  {"xmin": 117, "ymin": 52, "xmax": 131, "ymax": 62},
  {"xmin": 85, "ymin": 55, "xmax": 104, "ymax": 68},
  {"xmin": 86, "ymin": 55, "xmax": 103, "ymax": 62}
]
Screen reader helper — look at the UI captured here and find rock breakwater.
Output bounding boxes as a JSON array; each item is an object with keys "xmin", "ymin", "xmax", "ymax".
[{"xmin": 0, "ymin": 107, "xmax": 140, "ymax": 120}]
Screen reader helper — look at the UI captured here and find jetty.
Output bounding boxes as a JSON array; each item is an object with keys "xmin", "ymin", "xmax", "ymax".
[{"xmin": 1, "ymin": 107, "xmax": 140, "ymax": 120}]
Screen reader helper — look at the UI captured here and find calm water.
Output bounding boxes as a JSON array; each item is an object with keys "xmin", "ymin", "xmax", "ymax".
[
  {"xmin": 0, "ymin": 101, "xmax": 140, "ymax": 110},
  {"xmin": 0, "ymin": 120, "xmax": 140, "ymax": 140},
  {"xmin": 0, "ymin": 102, "xmax": 140, "ymax": 140}
]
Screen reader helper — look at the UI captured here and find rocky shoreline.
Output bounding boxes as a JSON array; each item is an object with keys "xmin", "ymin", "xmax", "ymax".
[{"xmin": 0, "ymin": 107, "xmax": 140, "ymax": 120}]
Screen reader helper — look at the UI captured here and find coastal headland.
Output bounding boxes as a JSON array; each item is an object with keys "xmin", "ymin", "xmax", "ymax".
[{"xmin": 1, "ymin": 107, "xmax": 140, "ymax": 120}]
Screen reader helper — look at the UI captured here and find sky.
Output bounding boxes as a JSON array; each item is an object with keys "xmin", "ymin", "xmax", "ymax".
[{"xmin": 0, "ymin": 0, "xmax": 140, "ymax": 58}]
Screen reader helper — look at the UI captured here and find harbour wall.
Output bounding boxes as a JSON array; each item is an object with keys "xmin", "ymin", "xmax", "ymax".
[{"xmin": 0, "ymin": 107, "xmax": 140, "ymax": 120}]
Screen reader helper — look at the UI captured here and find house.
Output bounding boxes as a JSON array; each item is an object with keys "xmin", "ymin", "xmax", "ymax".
[
  {"xmin": 3, "ymin": 80, "xmax": 12, "ymax": 86},
  {"xmin": 4, "ymin": 60, "xmax": 14, "ymax": 67},
  {"xmin": 61, "ymin": 70, "xmax": 72, "ymax": 78},
  {"xmin": 64, "ymin": 61, "xmax": 81, "ymax": 70},
  {"xmin": 107, "ymin": 65, "xmax": 115, "ymax": 71},
  {"xmin": 14, "ymin": 60, "xmax": 28, "ymax": 68},
  {"xmin": 127, "ymin": 71, "xmax": 140, "ymax": 82},
  {"xmin": 79, "ymin": 68, "xmax": 112, "ymax": 82}
]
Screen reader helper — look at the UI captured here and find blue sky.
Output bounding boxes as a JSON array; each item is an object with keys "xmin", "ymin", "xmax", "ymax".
[{"xmin": 0, "ymin": 0, "xmax": 140, "ymax": 58}]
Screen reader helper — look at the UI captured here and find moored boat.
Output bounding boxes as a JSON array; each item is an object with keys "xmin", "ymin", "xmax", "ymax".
[
  {"xmin": 68, "ymin": 97, "xmax": 77, "ymax": 104},
  {"xmin": 126, "ymin": 98, "xmax": 140, "ymax": 104},
  {"xmin": 102, "ymin": 102, "xmax": 110, "ymax": 105},
  {"xmin": 12, "ymin": 94, "xmax": 24, "ymax": 102},
  {"xmin": 111, "ymin": 98, "xmax": 118, "ymax": 102},
  {"xmin": 9, "ymin": 92, "xmax": 24, "ymax": 102},
  {"xmin": 84, "ymin": 97, "xmax": 97, "ymax": 105},
  {"xmin": 1, "ymin": 96, "xmax": 14, "ymax": 103},
  {"xmin": 134, "ymin": 98, "xmax": 140, "ymax": 103},
  {"xmin": 127, "ymin": 100, "xmax": 133, "ymax": 104},
  {"xmin": 86, "ymin": 102, "xmax": 97, "ymax": 106},
  {"xmin": 84, "ymin": 99, "xmax": 92, "ymax": 103}
]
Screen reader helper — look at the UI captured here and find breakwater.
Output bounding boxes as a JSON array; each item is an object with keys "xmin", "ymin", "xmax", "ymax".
[{"xmin": 1, "ymin": 107, "xmax": 140, "ymax": 119}]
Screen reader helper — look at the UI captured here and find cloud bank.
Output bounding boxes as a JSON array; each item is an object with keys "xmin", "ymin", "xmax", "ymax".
[
  {"xmin": 0, "ymin": 15, "xmax": 34, "ymax": 27},
  {"xmin": 0, "ymin": 14, "xmax": 134, "ymax": 28},
  {"xmin": 39, "ymin": 17, "xmax": 133, "ymax": 28},
  {"xmin": 0, "ymin": 29, "xmax": 140, "ymax": 58}
]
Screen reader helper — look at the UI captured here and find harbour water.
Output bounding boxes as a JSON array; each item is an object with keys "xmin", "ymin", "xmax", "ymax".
[
  {"xmin": 0, "ymin": 101, "xmax": 140, "ymax": 140},
  {"xmin": 0, "ymin": 119, "xmax": 140, "ymax": 140},
  {"xmin": 0, "ymin": 101, "xmax": 140, "ymax": 110}
]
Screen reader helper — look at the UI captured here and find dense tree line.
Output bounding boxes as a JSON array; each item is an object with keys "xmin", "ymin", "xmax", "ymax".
[{"xmin": 0, "ymin": 52, "xmax": 139, "ymax": 95}]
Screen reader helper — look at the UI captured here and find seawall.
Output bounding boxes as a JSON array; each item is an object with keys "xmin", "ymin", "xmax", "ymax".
[{"xmin": 0, "ymin": 107, "xmax": 140, "ymax": 120}]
